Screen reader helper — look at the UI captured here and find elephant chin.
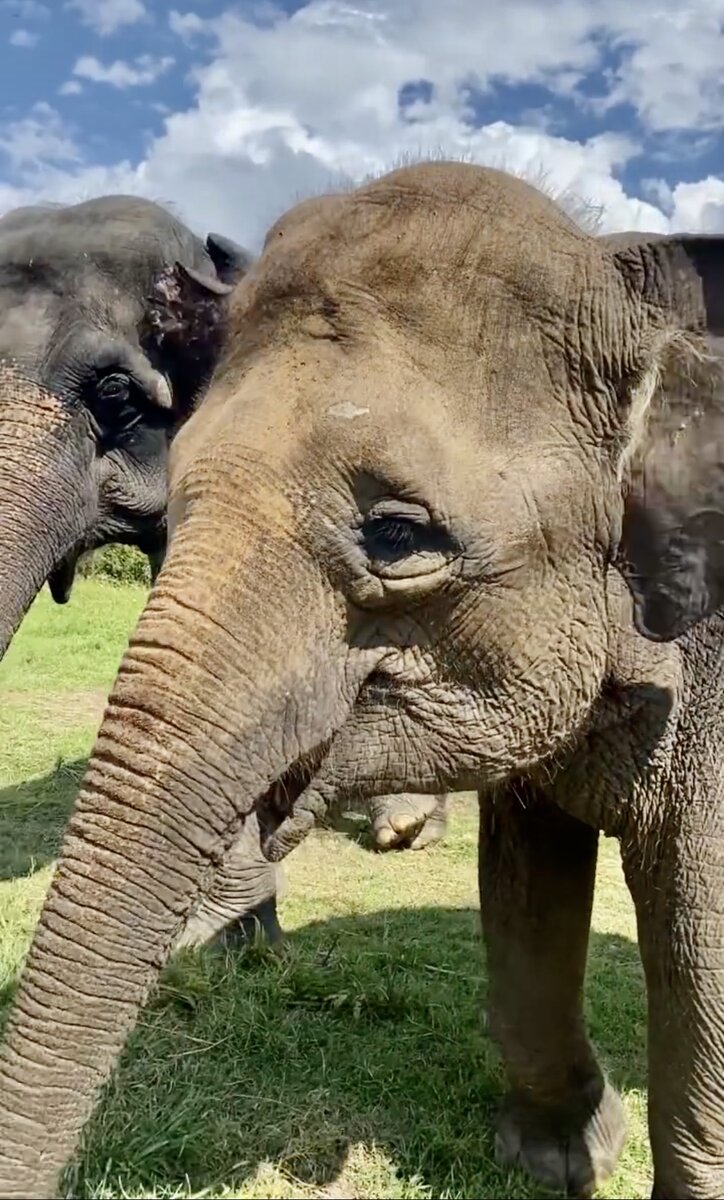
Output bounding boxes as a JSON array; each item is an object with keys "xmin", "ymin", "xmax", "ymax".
[{"xmin": 47, "ymin": 545, "xmax": 84, "ymax": 604}]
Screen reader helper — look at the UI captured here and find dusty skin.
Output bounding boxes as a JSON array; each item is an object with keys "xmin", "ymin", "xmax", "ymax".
[{"xmin": 1, "ymin": 162, "xmax": 724, "ymax": 1199}]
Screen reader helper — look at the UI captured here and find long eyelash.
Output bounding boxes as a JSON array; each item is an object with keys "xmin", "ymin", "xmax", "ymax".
[{"xmin": 370, "ymin": 518, "xmax": 417, "ymax": 549}]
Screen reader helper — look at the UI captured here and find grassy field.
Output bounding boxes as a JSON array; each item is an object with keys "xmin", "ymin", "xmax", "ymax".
[{"xmin": 0, "ymin": 580, "xmax": 651, "ymax": 1198}]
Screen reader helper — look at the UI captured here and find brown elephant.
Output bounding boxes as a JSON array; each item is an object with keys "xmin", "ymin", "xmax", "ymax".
[
  {"xmin": 0, "ymin": 161, "xmax": 723, "ymax": 1199},
  {"xmin": 0, "ymin": 193, "xmax": 441, "ymax": 946}
]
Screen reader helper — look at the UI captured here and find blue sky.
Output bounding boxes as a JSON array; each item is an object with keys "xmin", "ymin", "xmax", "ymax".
[{"xmin": 0, "ymin": 0, "xmax": 721, "ymax": 247}]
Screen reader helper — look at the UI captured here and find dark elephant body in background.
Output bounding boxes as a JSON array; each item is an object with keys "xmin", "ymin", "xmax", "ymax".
[
  {"xmin": 0, "ymin": 195, "xmax": 250, "ymax": 657},
  {"xmin": 2, "ymin": 163, "xmax": 724, "ymax": 1200}
]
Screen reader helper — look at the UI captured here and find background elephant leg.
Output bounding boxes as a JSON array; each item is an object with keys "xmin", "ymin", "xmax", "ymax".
[
  {"xmin": 176, "ymin": 812, "xmax": 284, "ymax": 951},
  {"xmin": 622, "ymin": 800, "xmax": 724, "ymax": 1199},
  {"xmin": 480, "ymin": 784, "xmax": 626, "ymax": 1197},
  {"xmin": 366, "ymin": 792, "xmax": 448, "ymax": 850}
]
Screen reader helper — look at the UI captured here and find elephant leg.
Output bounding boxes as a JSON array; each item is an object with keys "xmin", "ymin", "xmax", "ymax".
[
  {"xmin": 176, "ymin": 812, "xmax": 285, "ymax": 951},
  {"xmin": 621, "ymin": 800, "xmax": 724, "ymax": 1199},
  {"xmin": 480, "ymin": 785, "xmax": 626, "ymax": 1197},
  {"xmin": 366, "ymin": 792, "xmax": 448, "ymax": 850}
]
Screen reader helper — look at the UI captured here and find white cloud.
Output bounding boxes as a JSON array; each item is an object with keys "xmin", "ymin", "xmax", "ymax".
[
  {"xmin": 66, "ymin": 0, "xmax": 146, "ymax": 37},
  {"xmin": 1, "ymin": 0, "xmax": 722, "ymax": 245},
  {"xmin": 169, "ymin": 10, "xmax": 210, "ymax": 43},
  {"xmin": 9, "ymin": 28, "xmax": 38, "ymax": 47},
  {"xmin": 59, "ymin": 80, "xmax": 83, "ymax": 97},
  {"xmin": 71, "ymin": 54, "xmax": 174, "ymax": 89},
  {"xmin": 669, "ymin": 177, "xmax": 724, "ymax": 234},
  {"xmin": 0, "ymin": 103, "xmax": 80, "ymax": 171},
  {"xmin": 598, "ymin": 1, "xmax": 724, "ymax": 132}
]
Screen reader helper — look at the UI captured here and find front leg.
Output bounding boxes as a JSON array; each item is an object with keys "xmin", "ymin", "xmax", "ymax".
[
  {"xmin": 481, "ymin": 783, "xmax": 626, "ymax": 1197},
  {"xmin": 621, "ymin": 787, "xmax": 724, "ymax": 1199},
  {"xmin": 176, "ymin": 812, "xmax": 284, "ymax": 951}
]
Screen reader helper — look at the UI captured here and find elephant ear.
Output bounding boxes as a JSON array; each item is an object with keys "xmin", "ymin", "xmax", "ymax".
[
  {"xmin": 205, "ymin": 232, "xmax": 254, "ymax": 283},
  {"xmin": 608, "ymin": 233, "xmax": 724, "ymax": 641},
  {"xmin": 144, "ymin": 260, "xmax": 235, "ymax": 412}
]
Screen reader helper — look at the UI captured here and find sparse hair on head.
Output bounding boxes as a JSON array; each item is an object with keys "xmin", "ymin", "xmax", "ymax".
[{"xmin": 271, "ymin": 150, "xmax": 605, "ymax": 239}]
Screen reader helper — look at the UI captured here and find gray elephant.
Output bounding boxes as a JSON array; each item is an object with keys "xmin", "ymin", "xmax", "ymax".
[
  {"xmin": 0, "ymin": 194, "xmax": 250, "ymax": 658},
  {"xmin": 1, "ymin": 161, "xmax": 723, "ymax": 1199}
]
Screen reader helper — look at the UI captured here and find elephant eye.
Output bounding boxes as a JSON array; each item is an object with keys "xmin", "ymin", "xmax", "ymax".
[
  {"xmin": 362, "ymin": 500, "xmax": 459, "ymax": 580},
  {"xmin": 365, "ymin": 515, "xmax": 424, "ymax": 558},
  {"xmin": 97, "ymin": 372, "xmax": 131, "ymax": 403},
  {"xmin": 92, "ymin": 371, "xmax": 144, "ymax": 438}
]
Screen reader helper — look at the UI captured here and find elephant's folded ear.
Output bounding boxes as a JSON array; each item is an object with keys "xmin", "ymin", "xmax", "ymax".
[
  {"xmin": 205, "ymin": 232, "xmax": 254, "ymax": 283},
  {"xmin": 144, "ymin": 261, "xmax": 233, "ymax": 410},
  {"xmin": 607, "ymin": 233, "xmax": 724, "ymax": 642}
]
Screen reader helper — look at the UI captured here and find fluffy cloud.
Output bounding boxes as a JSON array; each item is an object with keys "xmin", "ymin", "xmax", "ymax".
[
  {"xmin": 0, "ymin": 103, "xmax": 79, "ymax": 171},
  {"xmin": 668, "ymin": 177, "xmax": 724, "ymax": 233},
  {"xmin": 8, "ymin": 28, "xmax": 38, "ymax": 47},
  {"xmin": 596, "ymin": 1, "xmax": 723, "ymax": 132},
  {"xmin": 168, "ymin": 10, "xmax": 211, "ymax": 43},
  {"xmin": 71, "ymin": 54, "xmax": 174, "ymax": 89},
  {"xmin": 1, "ymin": 0, "xmax": 722, "ymax": 245},
  {"xmin": 66, "ymin": 0, "xmax": 146, "ymax": 37}
]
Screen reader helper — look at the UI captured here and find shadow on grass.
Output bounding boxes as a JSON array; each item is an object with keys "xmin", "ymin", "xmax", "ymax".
[
  {"xmin": 0, "ymin": 757, "xmax": 85, "ymax": 881},
  {"xmin": 0, "ymin": 908, "xmax": 646, "ymax": 1200}
]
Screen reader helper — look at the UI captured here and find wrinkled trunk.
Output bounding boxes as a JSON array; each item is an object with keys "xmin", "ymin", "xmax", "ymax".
[
  {"xmin": 0, "ymin": 369, "xmax": 94, "ymax": 657},
  {"xmin": 0, "ymin": 505, "xmax": 372, "ymax": 1197}
]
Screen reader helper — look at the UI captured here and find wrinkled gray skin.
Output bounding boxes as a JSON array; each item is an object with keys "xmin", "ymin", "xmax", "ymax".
[
  {"xmin": 2, "ymin": 163, "xmax": 724, "ymax": 1199},
  {"xmin": 0, "ymin": 195, "xmax": 251, "ymax": 659}
]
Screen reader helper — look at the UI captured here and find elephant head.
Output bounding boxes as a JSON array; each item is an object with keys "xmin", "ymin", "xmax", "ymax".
[
  {"xmin": 0, "ymin": 163, "xmax": 723, "ymax": 1197},
  {"xmin": 0, "ymin": 196, "xmax": 251, "ymax": 657}
]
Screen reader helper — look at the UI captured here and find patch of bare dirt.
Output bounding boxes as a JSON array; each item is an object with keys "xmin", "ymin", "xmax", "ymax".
[{"xmin": 2, "ymin": 688, "xmax": 109, "ymax": 727}]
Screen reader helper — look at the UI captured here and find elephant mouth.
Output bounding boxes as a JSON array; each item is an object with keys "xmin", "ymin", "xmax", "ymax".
[
  {"xmin": 46, "ymin": 516, "xmax": 168, "ymax": 605},
  {"xmin": 47, "ymin": 544, "xmax": 87, "ymax": 605}
]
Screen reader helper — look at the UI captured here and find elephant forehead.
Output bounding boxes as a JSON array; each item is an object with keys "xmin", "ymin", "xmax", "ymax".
[
  {"xmin": 0, "ymin": 210, "xmax": 208, "ymax": 308},
  {"xmin": 250, "ymin": 165, "xmax": 608, "ymax": 324},
  {"xmin": 0, "ymin": 288, "xmax": 56, "ymax": 364}
]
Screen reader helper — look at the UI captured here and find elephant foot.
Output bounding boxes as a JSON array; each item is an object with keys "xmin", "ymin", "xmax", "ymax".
[
  {"xmin": 216, "ymin": 897, "xmax": 286, "ymax": 953},
  {"xmin": 495, "ymin": 1080, "xmax": 626, "ymax": 1198},
  {"xmin": 176, "ymin": 897, "xmax": 285, "ymax": 955},
  {"xmin": 368, "ymin": 793, "xmax": 447, "ymax": 851}
]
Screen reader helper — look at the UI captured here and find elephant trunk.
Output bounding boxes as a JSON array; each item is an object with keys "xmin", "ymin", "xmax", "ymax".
[
  {"xmin": 0, "ymin": 368, "xmax": 94, "ymax": 657},
  {"xmin": 0, "ymin": 509, "xmax": 363, "ymax": 1197}
]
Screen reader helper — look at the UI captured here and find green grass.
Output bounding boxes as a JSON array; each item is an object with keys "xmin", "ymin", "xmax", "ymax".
[{"xmin": 0, "ymin": 581, "xmax": 652, "ymax": 1198}]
